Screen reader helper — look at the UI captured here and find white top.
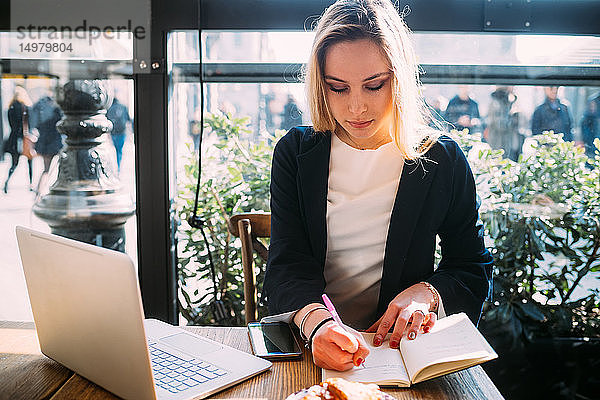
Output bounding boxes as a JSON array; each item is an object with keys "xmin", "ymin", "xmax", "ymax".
[
  {"xmin": 323, "ymin": 133, "xmax": 404, "ymax": 329},
  {"xmin": 262, "ymin": 133, "xmax": 446, "ymax": 329}
]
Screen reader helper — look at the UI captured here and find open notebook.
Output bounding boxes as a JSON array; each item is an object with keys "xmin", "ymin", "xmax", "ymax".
[{"xmin": 323, "ymin": 313, "xmax": 497, "ymax": 387}]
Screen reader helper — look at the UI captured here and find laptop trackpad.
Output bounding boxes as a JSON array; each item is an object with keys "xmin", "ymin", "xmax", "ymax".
[{"xmin": 161, "ymin": 333, "xmax": 222, "ymax": 356}]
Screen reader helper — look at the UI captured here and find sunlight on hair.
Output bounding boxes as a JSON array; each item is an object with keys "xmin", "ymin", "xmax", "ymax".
[{"xmin": 305, "ymin": 0, "xmax": 443, "ymax": 160}]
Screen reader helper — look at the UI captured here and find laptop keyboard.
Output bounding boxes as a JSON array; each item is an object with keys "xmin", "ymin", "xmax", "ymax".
[{"xmin": 149, "ymin": 343, "xmax": 228, "ymax": 394}]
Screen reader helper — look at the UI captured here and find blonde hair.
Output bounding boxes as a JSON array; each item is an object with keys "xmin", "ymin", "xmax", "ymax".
[
  {"xmin": 11, "ymin": 86, "xmax": 33, "ymax": 107},
  {"xmin": 306, "ymin": 0, "xmax": 440, "ymax": 159}
]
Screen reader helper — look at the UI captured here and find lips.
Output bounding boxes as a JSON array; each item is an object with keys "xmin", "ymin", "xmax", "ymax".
[{"xmin": 348, "ymin": 120, "xmax": 373, "ymax": 129}]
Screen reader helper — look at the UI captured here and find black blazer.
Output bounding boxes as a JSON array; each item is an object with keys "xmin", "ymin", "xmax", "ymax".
[{"xmin": 263, "ymin": 127, "xmax": 493, "ymax": 325}]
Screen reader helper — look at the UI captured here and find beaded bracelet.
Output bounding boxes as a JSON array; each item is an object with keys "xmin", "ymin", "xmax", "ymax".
[
  {"xmin": 307, "ymin": 317, "xmax": 334, "ymax": 349},
  {"xmin": 420, "ymin": 281, "xmax": 440, "ymax": 313},
  {"xmin": 298, "ymin": 306, "xmax": 329, "ymax": 341}
]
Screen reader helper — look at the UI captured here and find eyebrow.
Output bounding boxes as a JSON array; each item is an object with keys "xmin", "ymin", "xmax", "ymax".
[{"xmin": 324, "ymin": 72, "xmax": 391, "ymax": 83}]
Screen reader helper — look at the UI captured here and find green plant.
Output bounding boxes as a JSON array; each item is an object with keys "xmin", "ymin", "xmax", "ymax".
[
  {"xmin": 176, "ymin": 112, "xmax": 284, "ymax": 326},
  {"xmin": 177, "ymin": 117, "xmax": 600, "ymax": 339},
  {"xmin": 453, "ymin": 130, "xmax": 600, "ymax": 343}
]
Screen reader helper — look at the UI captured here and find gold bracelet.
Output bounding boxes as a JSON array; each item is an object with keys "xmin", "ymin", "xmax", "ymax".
[{"xmin": 420, "ymin": 281, "xmax": 439, "ymax": 313}]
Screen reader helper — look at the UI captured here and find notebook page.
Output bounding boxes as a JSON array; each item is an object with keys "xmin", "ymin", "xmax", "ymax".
[
  {"xmin": 322, "ymin": 333, "xmax": 410, "ymax": 386},
  {"xmin": 400, "ymin": 313, "xmax": 496, "ymax": 382}
]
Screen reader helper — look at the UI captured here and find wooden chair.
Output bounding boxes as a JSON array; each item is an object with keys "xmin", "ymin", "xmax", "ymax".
[{"xmin": 227, "ymin": 212, "xmax": 270, "ymax": 324}]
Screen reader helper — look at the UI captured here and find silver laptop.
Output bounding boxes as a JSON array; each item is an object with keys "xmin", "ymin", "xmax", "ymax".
[{"xmin": 16, "ymin": 226, "xmax": 272, "ymax": 400}]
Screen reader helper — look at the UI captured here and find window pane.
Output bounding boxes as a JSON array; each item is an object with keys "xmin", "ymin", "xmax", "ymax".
[
  {"xmin": 0, "ymin": 59, "xmax": 138, "ymax": 321},
  {"xmin": 170, "ymin": 30, "xmax": 600, "ymax": 67},
  {"xmin": 171, "ymin": 80, "xmax": 600, "ymax": 324},
  {"xmin": 416, "ymin": 34, "xmax": 600, "ymax": 66},
  {"xmin": 171, "ymin": 81, "xmax": 306, "ymax": 324},
  {"xmin": 422, "ymin": 84, "xmax": 598, "ymax": 159},
  {"xmin": 169, "ymin": 29, "xmax": 600, "ymax": 332}
]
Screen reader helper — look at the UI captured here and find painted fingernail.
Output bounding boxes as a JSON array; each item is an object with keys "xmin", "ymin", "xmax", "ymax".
[
  {"xmin": 355, "ymin": 358, "xmax": 363, "ymax": 366},
  {"xmin": 389, "ymin": 340, "xmax": 398, "ymax": 348},
  {"xmin": 373, "ymin": 336, "xmax": 382, "ymax": 346},
  {"xmin": 408, "ymin": 331, "xmax": 416, "ymax": 340},
  {"xmin": 423, "ymin": 326, "xmax": 430, "ymax": 333}
]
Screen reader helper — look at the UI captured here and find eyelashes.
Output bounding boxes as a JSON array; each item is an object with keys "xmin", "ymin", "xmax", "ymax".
[
  {"xmin": 329, "ymin": 86, "xmax": 347, "ymax": 93},
  {"xmin": 366, "ymin": 82, "xmax": 385, "ymax": 91},
  {"xmin": 327, "ymin": 80, "xmax": 386, "ymax": 94}
]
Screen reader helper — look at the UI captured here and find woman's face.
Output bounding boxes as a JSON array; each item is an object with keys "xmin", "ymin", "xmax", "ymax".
[{"xmin": 323, "ymin": 39, "xmax": 394, "ymax": 147}]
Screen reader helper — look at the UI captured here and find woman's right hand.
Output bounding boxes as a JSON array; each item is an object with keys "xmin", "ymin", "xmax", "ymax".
[
  {"xmin": 311, "ymin": 320, "xmax": 370, "ymax": 371},
  {"xmin": 293, "ymin": 303, "xmax": 370, "ymax": 371}
]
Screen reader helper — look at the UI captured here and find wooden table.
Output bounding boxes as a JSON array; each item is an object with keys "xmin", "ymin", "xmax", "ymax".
[{"xmin": 0, "ymin": 321, "xmax": 504, "ymax": 399}]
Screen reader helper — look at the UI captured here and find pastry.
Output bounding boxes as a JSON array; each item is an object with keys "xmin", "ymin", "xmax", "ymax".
[{"xmin": 285, "ymin": 378, "xmax": 396, "ymax": 400}]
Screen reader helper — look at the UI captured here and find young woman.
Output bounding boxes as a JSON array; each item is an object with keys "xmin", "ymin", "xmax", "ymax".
[
  {"xmin": 3, "ymin": 86, "xmax": 34, "ymax": 193},
  {"xmin": 263, "ymin": 0, "xmax": 493, "ymax": 372},
  {"xmin": 30, "ymin": 90, "xmax": 64, "ymax": 195}
]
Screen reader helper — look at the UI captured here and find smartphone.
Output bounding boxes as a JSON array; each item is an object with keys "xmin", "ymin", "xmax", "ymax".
[{"xmin": 247, "ymin": 322, "xmax": 302, "ymax": 359}]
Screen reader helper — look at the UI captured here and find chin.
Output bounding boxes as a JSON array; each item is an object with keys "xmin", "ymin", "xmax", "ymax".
[
  {"xmin": 345, "ymin": 126, "xmax": 379, "ymax": 139},
  {"xmin": 347, "ymin": 131, "xmax": 374, "ymax": 139}
]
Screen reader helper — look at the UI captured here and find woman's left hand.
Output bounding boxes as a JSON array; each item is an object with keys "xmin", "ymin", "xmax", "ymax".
[{"xmin": 365, "ymin": 283, "xmax": 437, "ymax": 349}]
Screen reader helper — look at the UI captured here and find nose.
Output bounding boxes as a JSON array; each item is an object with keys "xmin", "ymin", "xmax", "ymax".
[{"xmin": 348, "ymin": 92, "xmax": 367, "ymax": 116}]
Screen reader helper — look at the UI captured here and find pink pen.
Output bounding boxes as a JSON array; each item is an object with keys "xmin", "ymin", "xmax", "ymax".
[
  {"xmin": 322, "ymin": 294, "xmax": 345, "ymax": 328},
  {"xmin": 322, "ymin": 293, "xmax": 365, "ymax": 367}
]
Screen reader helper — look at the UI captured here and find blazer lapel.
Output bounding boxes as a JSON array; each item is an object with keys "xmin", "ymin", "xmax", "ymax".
[
  {"xmin": 377, "ymin": 157, "xmax": 438, "ymax": 315},
  {"xmin": 296, "ymin": 133, "xmax": 331, "ymax": 266}
]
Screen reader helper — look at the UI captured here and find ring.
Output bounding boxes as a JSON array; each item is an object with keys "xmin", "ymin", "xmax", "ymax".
[{"xmin": 412, "ymin": 310, "xmax": 426, "ymax": 318}]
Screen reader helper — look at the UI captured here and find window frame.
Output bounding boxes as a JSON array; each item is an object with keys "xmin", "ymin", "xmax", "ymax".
[
  {"xmin": 3, "ymin": 0, "xmax": 596, "ymax": 323},
  {"xmin": 172, "ymin": 62, "xmax": 600, "ymax": 86}
]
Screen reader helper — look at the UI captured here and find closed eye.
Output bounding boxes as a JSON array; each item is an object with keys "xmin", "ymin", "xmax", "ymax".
[
  {"xmin": 366, "ymin": 81, "xmax": 385, "ymax": 91},
  {"xmin": 328, "ymin": 85, "xmax": 347, "ymax": 93}
]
